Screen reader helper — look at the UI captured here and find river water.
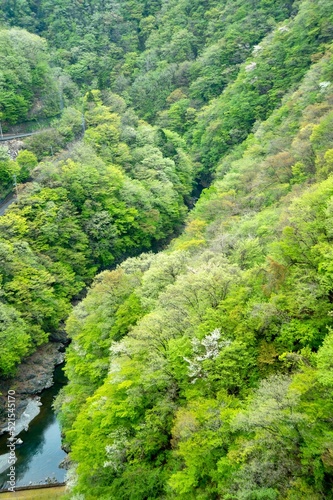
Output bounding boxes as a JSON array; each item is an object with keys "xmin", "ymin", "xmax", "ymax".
[{"xmin": 0, "ymin": 365, "xmax": 67, "ymax": 489}]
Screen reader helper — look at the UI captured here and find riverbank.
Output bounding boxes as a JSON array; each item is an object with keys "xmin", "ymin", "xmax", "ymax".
[
  {"xmin": 0, "ymin": 363, "xmax": 67, "ymax": 489},
  {"xmin": 0, "ymin": 483, "xmax": 65, "ymax": 498},
  {"xmin": 0, "ymin": 343, "xmax": 64, "ymax": 435}
]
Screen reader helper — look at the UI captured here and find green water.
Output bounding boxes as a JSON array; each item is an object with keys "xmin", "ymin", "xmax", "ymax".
[{"xmin": 0, "ymin": 364, "xmax": 67, "ymax": 489}]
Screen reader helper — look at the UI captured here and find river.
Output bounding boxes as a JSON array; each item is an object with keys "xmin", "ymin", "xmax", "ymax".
[
  {"xmin": 0, "ymin": 365, "xmax": 67, "ymax": 489},
  {"xmin": 0, "ymin": 188, "xmax": 67, "ymax": 491}
]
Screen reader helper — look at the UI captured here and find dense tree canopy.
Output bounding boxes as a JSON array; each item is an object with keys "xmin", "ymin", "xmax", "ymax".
[
  {"xmin": 0, "ymin": 91, "xmax": 195, "ymax": 377},
  {"xmin": 1, "ymin": 0, "xmax": 333, "ymax": 498},
  {"xmin": 58, "ymin": 39, "xmax": 333, "ymax": 499},
  {"xmin": 0, "ymin": 28, "xmax": 62, "ymax": 125}
]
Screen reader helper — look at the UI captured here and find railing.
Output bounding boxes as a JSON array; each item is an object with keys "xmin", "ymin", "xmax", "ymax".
[
  {"xmin": 0, "ymin": 482, "xmax": 66, "ymax": 495},
  {"xmin": 0, "ymin": 131, "xmax": 42, "ymax": 142}
]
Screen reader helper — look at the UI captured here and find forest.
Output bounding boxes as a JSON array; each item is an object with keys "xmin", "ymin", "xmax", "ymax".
[{"xmin": 1, "ymin": 0, "xmax": 333, "ymax": 498}]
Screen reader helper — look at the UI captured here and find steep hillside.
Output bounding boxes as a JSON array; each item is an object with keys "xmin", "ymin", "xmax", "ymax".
[
  {"xmin": 0, "ymin": 0, "xmax": 296, "ymax": 98},
  {"xmin": 0, "ymin": 0, "xmax": 333, "ymax": 498},
  {"xmin": 0, "ymin": 28, "xmax": 64, "ymax": 126},
  {"xmin": 0, "ymin": 0, "xmax": 315, "ymax": 378},
  {"xmin": 56, "ymin": 6, "xmax": 333, "ymax": 500},
  {"xmin": 0, "ymin": 89, "xmax": 195, "ymax": 377}
]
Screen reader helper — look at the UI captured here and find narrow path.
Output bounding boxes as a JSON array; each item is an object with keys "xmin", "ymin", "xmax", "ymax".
[
  {"xmin": 0, "ymin": 131, "xmax": 45, "ymax": 142},
  {"xmin": 0, "ymin": 194, "xmax": 15, "ymax": 216}
]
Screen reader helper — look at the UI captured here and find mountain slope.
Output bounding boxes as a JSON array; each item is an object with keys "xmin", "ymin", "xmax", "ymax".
[
  {"xmin": 0, "ymin": 28, "xmax": 62, "ymax": 125},
  {"xmin": 56, "ymin": 5, "xmax": 333, "ymax": 499},
  {"xmin": 1, "ymin": 0, "xmax": 333, "ymax": 497}
]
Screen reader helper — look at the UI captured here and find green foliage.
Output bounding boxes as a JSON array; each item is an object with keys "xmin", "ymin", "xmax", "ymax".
[
  {"xmin": 0, "ymin": 28, "xmax": 61, "ymax": 124},
  {"xmin": 16, "ymin": 150, "xmax": 38, "ymax": 181},
  {"xmin": 192, "ymin": 0, "xmax": 333, "ymax": 170},
  {"xmin": 2, "ymin": 0, "xmax": 333, "ymax": 498},
  {"xmin": 0, "ymin": 303, "xmax": 31, "ymax": 377},
  {"xmin": 59, "ymin": 35, "xmax": 333, "ymax": 500},
  {"xmin": 0, "ymin": 146, "xmax": 14, "ymax": 196},
  {"xmin": 0, "ymin": 92, "xmax": 194, "ymax": 376}
]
